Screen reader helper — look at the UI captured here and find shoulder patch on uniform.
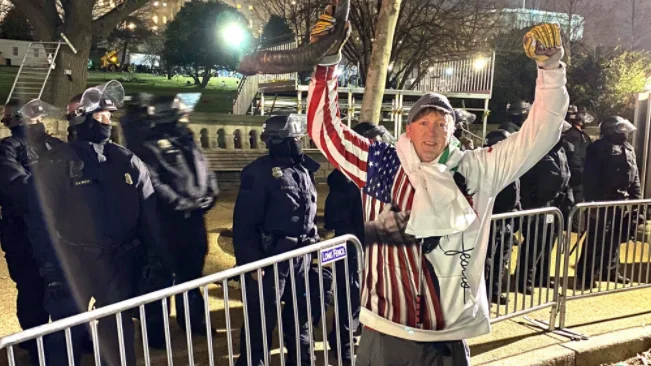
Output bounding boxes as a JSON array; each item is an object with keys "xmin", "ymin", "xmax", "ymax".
[{"xmin": 272, "ymin": 167, "xmax": 283, "ymax": 178}]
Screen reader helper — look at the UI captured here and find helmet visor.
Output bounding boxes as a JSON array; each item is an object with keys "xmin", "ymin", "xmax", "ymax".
[{"xmin": 79, "ymin": 80, "xmax": 125, "ymax": 114}]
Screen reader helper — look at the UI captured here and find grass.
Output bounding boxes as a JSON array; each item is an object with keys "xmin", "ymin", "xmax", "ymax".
[{"xmin": 0, "ymin": 66, "xmax": 239, "ymax": 114}]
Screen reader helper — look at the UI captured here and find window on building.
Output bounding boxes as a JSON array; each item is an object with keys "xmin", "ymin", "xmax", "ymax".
[
  {"xmin": 236, "ymin": 4, "xmax": 242, "ymax": 8},
  {"xmin": 162, "ymin": 2, "xmax": 167, "ymax": 6},
  {"xmin": 153, "ymin": 15, "xmax": 158, "ymax": 24},
  {"xmin": 248, "ymin": 5, "xmax": 253, "ymax": 9},
  {"xmin": 12, "ymin": 47, "xmax": 18, "ymax": 56},
  {"xmin": 153, "ymin": 1, "xmax": 159, "ymax": 5}
]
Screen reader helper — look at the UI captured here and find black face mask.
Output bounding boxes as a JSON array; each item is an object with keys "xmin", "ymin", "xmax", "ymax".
[
  {"xmin": 27, "ymin": 122, "xmax": 46, "ymax": 140},
  {"xmin": 76, "ymin": 115, "xmax": 112, "ymax": 144},
  {"xmin": 268, "ymin": 138, "xmax": 303, "ymax": 160},
  {"xmin": 10, "ymin": 124, "xmax": 26, "ymax": 138},
  {"xmin": 605, "ymin": 133, "xmax": 627, "ymax": 144}
]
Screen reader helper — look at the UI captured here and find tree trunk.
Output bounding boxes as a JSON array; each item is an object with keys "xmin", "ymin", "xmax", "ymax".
[
  {"xmin": 120, "ymin": 39, "xmax": 129, "ymax": 68},
  {"xmin": 360, "ymin": 0, "xmax": 401, "ymax": 123},
  {"xmin": 200, "ymin": 66, "xmax": 212, "ymax": 88},
  {"xmin": 45, "ymin": 26, "xmax": 92, "ymax": 108}
]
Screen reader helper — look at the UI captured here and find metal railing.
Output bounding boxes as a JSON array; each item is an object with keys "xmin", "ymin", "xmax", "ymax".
[
  {"xmin": 412, "ymin": 53, "xmax": 496, "ymax": 96},
  {"xmin": 559, "ymin": 199, "xmax": 651, "ymax": 328},
  {"xmin": 487, "ymin": 208, "xmax": 564, "ymax": 329},
  {"xmin": 0, "ymin": 235, "xmax": 363, "ymax": 366}
]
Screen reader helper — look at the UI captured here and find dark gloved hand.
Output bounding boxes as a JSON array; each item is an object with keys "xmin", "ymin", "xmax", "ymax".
[
  {"xmin": 40, "ymin": 264, "xmax": 68, "ymax": 300},
  {"xmin": 139, "ymin": 256, "xmax": 172, "ymax": 294},
  {"xmin": 197, "ymin": 196, "xmax": 214, "ymax": 211},
  {"xmin": 176, "ymin": 197, "xmax": 200, "ymax": 212},
  {"xmin": 364, "ymin": 204, "xmax": 414, "ymax": 246}
]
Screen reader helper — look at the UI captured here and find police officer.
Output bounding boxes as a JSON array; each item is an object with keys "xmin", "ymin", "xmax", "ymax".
[
  {"xmin": 563, "ymin": 105, "xmax": 592, "ymax": 204},
  {"xmin": 0, "ymin": 99, "xmax": 63, "ymax": 362},
  {"xmin": 128, "ymin": 93, "xmax": 218, "ymax": 337},
  {"xmin": 233, "ymin": 114, "xmax": 319, "ymax": 365},
  {"xmin": 324, "ymin": 121, "xmax": 393, "ymax": 362},
  {"xmin": 517, "ymin": 126, "xmax": 573, "ymax": 294},
  {"xmin": 482, "ymin": 130, "xmax": 521, "ymax": 304},
  {"xmin": 500, "ymin": 100, "xmax": 531, "ymax": 133},
  {"xmin": 453, "ymin": 109, "xmax": 477, "ymax": 150},
  {"xmin": 577, "ymin": 117, "xmax": 641, "ymax": 287},
  {"xmin": 119, "ymin": 93, "xmax": 154, "ymax": 149},
  {"xmin": 25, "ymin": 81, "xmax": 162, "ymax": 366}
]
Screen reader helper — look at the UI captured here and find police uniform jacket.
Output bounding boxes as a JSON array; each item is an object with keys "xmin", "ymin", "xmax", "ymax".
[
  {"xmin": 520, "ymin": 140, "xmax": 573, "ymax": 211},
  {"xmin": 233, "ymin": 154, "xmax": 320, "ymax": 266},
  {"xmin": 324, "ymin": 169, "xmax": 365, "ymax": 241},
  {"xmin": 563, "ymin": 127, "xmax": 592, "ymax": 188},
  {"xmin": 583, "ymin": 138, "xmax": 641, "ymax": 202},
  {"xmin": 25, "ymin": 140, "xmax": 161, "ymax": 269},
  {"xmin": 130, "ymin": 127, "xmax": 218, "ymax": 213},
  {"xmin": 0, "ymin": 132, "xmax": 62, "ymax": 218}
]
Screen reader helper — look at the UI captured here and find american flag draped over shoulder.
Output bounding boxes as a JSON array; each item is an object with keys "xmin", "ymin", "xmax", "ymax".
[{"xmin": 363, "ymin": 142, "xmax": 400, "ymax": 204}]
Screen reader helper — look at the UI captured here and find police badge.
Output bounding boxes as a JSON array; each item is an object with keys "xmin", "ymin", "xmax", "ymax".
[
  {"xmin": 157, "ymin": 139, "xmax": 172, "ymax": 149},
  {"xmin": 125, "ymin": 173, "xmax": 133, "ymax": 185},
  {"xmin": 69, "ymin": 160, "xmax": 84, "ymax": 178},
  {"xmin": 272, "ymin": 167, "xmax": 283, "ymax": 178}
]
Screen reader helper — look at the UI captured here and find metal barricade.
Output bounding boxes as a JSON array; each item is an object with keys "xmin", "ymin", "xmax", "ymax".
[
  {"xmin": 559, "ymin": 199, "xmax": 651, "ymax": 328},
  {"xmin": 0, "ymin": 235, "xmax": 363, "ymax": 366},
  {"xmin": 487, "ymin": 207, "xmax": 564, "ymax": 330}
]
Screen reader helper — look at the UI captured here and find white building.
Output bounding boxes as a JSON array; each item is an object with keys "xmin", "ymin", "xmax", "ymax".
[{"xmin": 0, "ymin": 39, "xmax": 49, "ymax": 67}]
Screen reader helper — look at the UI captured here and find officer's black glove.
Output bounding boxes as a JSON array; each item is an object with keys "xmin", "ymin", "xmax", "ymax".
[
  {"xmin": 40, "ymin": 263, "xmax": 69, "ymax": 300},
  {"xmin": 140, "ymin": 256, "xmax": 172, "ymax": 292},
  {"xmin": 197, "ymin": 196, "xmax": 214, "ymax": 211},
  {"xmin": 175, "ymin": 197, "xmax": 201, "ymax": 212}
]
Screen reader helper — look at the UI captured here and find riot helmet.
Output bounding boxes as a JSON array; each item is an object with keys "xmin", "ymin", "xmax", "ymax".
[
  {"xmin": 352, "ymin": 121, "xmax": 396, "ymax": 144},
  {"xmin": 148, "ymin": 93, "xmax": 201, "ymax": 125},
  {"xmin": 453, "ymin": 109, "xmax": 477, "ymax": 138},
  {"xmin": 600, "ymin": 116, "xmax": 636, "ymax": 143},
  {"xmin": 484, "ymin": 129, "xmax": 510, "ymax": 147},
  {"xmin": 3, "ymin": 99, "xmax": 59, "ymax": 127},
  {"xmin": 506, "ymin": 100, "xmax": 531, "ymax": 126},
  {"xmin": 261, "ymin": 114, "xmax": 307, "ymax": 144},
  {"xmin": 261, "ymin": 114, "xmax": 307, "ymax": 159},
  {"xmin": 68, "ymin": 81, "xmax": 125, "ymax": 126}
]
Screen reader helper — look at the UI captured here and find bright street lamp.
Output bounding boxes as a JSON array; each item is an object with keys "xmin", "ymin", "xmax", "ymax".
[
  {"xmin": 127, "ymin": 23, "xmax": 136, "ymax": 30},
  {"xmin": 223, "ymin": 23, "xmax": 247, "ymax": 48}
]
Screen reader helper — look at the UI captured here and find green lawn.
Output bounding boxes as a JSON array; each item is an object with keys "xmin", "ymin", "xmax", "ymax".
[{"xmin": 0, "ymin": 67, "xmax": 239, "ymax": 114}]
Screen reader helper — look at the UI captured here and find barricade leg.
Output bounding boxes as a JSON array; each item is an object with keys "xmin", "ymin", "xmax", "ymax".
[{"xmin": 282, "ymin": 258, "xmax": 312, "ymax": 365}]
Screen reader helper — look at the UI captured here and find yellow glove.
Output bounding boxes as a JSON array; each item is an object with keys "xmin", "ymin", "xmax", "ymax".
[
  {"xmin": 310, "ymin": 5, "xmax": 350, "ymax": 65},
  {"xmin": 523, "ymin": 23, "xmax": 564, "ymax": 69},
  {"xmin": 310, "ymin": 13, "xmax": 337, "ymax": 43}
]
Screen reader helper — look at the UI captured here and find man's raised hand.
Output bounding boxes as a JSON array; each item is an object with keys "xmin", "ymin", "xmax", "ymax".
[
  {"xmin": 310, "ymin": 4, "xmax": 351, "ymax": 65},
  {"xmin": 523, "ymin": 23, "xmax": 564, "ymax": 70}
]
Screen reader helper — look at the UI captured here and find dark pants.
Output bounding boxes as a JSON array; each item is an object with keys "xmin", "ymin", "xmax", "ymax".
[
  {"xmin": 0, "ymin": 217, "xmax": 49, "ymax": 357},
  {"xmin": 576, "ymin": 208, "xmax": 628, "ymax": 282},
  {"xmin": 133, "ymin": 250, "xmax": 173, "ymax": 349},
  {"xmin": 517, "ymin": 215, "xmax": 558, "ymax": 288},
  {"xmin": 355, "ymin": 328, "xmax": 470, "ymax": 366},
  {"xmin": 236, "ymin": 257, "xmax": 311, "ymax": 366},
  {"xmin": 327, "ymin": 238, "xmax": 361, "ymax": 360},
  {"xmin": 162, "ymin": 210, "xmax": 209, "ymax": 331},
  {"xmin": 44, "ymin": 245, "xmax": 137, "ymax": 366},
  {"xmin": 485, "ymin": 222, "xmax": 516, "ymax": 296}
]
